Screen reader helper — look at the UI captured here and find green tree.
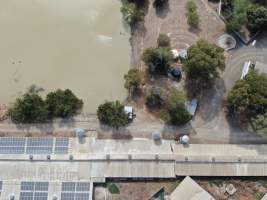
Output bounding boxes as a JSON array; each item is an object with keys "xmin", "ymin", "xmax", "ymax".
[
  {"xmin": 142, "ymin": 47, "xmax": 173, "ymax": 74},
  {"xmin": 9, "ymin": 91, "xmax": 49, "ymax": 123},
  {"xmin": 227, "ymin": 70, "xmax": 267, "ymax": 117},
  {"xmin": 124, "ymin": 68, "xmax": 145, "ymax": 91},
  {"xmin": 183, "ymin": 39, "xmax": 225, "ymax": 84},
  {"xmin": 157, "ymin": 33, "xmax": 171, "ymax": 47},
  {"xmin": 97, "ymin": 101, "xmax": 130, "ymax": 128},
  {"xmin": 247, "ymin": 5, "xmax": 267, "ymax": 33},
  {"xmin": 162, "ymin": 89, "xmax": 192, "ymax": 125},
  {"xmin": 46, "ymin": 89, "xmax": 83, "ymax": 118},
  {"xmin": 121, "ymin": 2, "xmax": 145, "ymax": 25},
  {"xmin": 146, "ymin": 87, "xmax": 165, "ymax": 108}
]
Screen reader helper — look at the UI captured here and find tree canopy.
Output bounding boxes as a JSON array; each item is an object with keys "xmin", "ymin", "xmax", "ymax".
[
  {"xmin": 9, "ymin": 90, "xmax": 49, "ymax": 123},
  {"xmin": 227, "ymin": 70, "xmax": 267, "ymax": 117},
  {"xmin": 247, "ymin": 4, "xmax": 267, "ymax": 33},
  {"xmin": 183, "ymin": 39, "xmax": 225, "ymax": 84},
  {"xmin": 97, "ymin": 101, "xmax": 130, "ymax": 128},
  {"xmin": 142, "ymin": 47, "xmax": 174, "ymax": 74},
  {"xmin": 124, "ymin": 68, "xmax": 145, "ymax": 91},
  {"xmin": 121, "ymin": 2, "xmax": 145, "ymax": 25},
  {"xmin": 161, "ymin": 89, "xmax": 192, "ymax": 125},
  {"xmin": 46, "ymin": 89, "xmax": 83, "ymax": 118}
]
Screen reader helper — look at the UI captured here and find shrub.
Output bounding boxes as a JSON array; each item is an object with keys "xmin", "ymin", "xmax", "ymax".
[
  {"xmin": 157, "ymin": 33, "xmax": 171, "ymax": 47},
  {"xmin": 146, "ymin": 87, "xmax": 165, "ymax": 108},
  {"xmin": 107, "ymin": 183, "xmax": 120, "ymax": 194},
  {"xmin": 186, "ymin": 1, "xmax": 199, "ymax": 28}
]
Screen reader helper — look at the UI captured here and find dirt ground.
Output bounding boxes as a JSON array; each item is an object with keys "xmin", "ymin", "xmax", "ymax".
[
  {"xmin": 94, "ymin": 178, "xmax": 267, "ymax": 200},
  {"xmin": 130, "ymin": 0, "xmax": 225, "ymax": 68}
]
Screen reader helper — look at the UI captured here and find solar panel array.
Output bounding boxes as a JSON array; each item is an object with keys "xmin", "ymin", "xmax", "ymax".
[
  {"xmin": 0, "ymin": 137, "xmax": 69, "ymax": 155},
  {"xmin": 61, "ymin": 182, "xmax": 90, "ymax": 200},
  {"xmin": 20, "ymin": 182, "xmax": 49, "ymax": 200}
]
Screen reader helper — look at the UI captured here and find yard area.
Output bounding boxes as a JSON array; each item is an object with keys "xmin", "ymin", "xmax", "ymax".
[{"xmin": 94, "ymin": 178, "xmax": 267, "ymax": 200}]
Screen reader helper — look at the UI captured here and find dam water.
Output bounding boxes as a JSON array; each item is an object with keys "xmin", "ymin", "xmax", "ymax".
[{"xmin": 0, "ymin": 0, "xmax": 130, "ymax": 112}]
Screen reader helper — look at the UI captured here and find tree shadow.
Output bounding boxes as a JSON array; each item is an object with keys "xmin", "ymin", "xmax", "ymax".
[
  {"xmin": 196, "ymin": 78, "xmax": 226, "ymax": 124},
  {"xmin": 188, "ymin": 26, "xmax": 201, "ymax": 36},
  {"xmin": 162, "ymin": 122, "xmax": 194, "ymax": 140},
  {"xmin": 153, "ymin": 1, "xmax": 170, "ymax": 19},
  {"xmin": 99, "ymin": 123, "xmax": 133, "ymax": 139}
]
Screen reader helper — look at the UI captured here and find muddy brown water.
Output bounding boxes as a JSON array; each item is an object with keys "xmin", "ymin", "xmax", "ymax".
[{"xmin": 0, "ymin": 0, "xmax": 130, "ymax": 112}]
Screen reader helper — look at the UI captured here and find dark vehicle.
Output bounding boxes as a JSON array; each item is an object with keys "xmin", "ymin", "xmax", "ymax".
[{"xmin": 169, "ymin": 67, "xmax": 182, "ymax": 80}]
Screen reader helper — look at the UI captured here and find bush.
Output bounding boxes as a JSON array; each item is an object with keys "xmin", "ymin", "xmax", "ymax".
[
  {"xmin": 107, "ymin": 183, "xmax": 120, "ymax": 194},
  {"xmin": 146, "ymin": 87, "xmax": 165, "ymax": 108},
  {"xmin": 248, "ymin": 113, "xmax": 267, "ymax": 136},
  {"xmin": 97, "ymin": 101, "xmax": 130, "ymax": 128},
  {"xmin": 157, "ymin": 33, "xmax": 171, "ymax": 47},
  {"xmin": 9, "ymin": 91, "xmax": 49, "ymax": 123},
  {"xmin": 46, "ymin": 89, "xmax": 83, "ymax": 118},
  {"xmin": 121, "ymin": 2, "xmax": 145, "ymax": 25},
  {"xmin": 142, "ymin": 47, "xmax": 174, "ymax": 74},
  {"xmin": 186, "ymin": 1, "xmax": 199, "ymax": 28},
  {"xmin": 186, "ymin": 1, "xmax": 197, "ymax": 12}
]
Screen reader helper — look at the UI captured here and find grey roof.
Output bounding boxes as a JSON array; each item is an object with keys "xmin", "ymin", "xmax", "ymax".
[{"xmin": 170, "ymin": 176, "xmax": 215, "ymax": 200}]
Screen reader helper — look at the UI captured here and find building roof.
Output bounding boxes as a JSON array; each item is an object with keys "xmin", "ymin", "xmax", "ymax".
[{"xmin": 169, "ymin": 176, "xmax": 215, "ymax": 200}]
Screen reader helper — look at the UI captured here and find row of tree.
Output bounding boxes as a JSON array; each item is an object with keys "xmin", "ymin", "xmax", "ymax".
[{"xmin": 9, "ymin": 86, "xmax": 83, "ymax": 123}]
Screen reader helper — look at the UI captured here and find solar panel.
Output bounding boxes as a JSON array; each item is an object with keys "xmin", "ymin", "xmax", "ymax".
[
  {"xmin": 62, "ymin": 182, "xmax": 76, "ymax": 191},
  {"xmin": 0, "ymin": 138, "xmax": 26, "ymax": 154},
  {"xmin": 75, "ymin": 193, "xmax": 89, "ymax": 200},
  {"xmin": 34, "ymin": 182, "xmax": 49, "ymax": 191},
  {"xmin": 21, "ymin": 182, "xmax": 34, "ymax": 191},
  {"xmin": 26, "ymin": 138, "xmax": 53, "ymax": 154},
  {"xmin": 54, "ymin": 138, "xmax": 69, "ymax": 154},
  {"xmin": 61, "ymin": 182, "xmax": 90, "ymax": 200},
  {"xmin": 20, "ymin": 192, "xmax": 34, "ymax": 200},
  {"xmin": 20, "ymin": 182, "xmax": 49, "ymax": 200},
  {"xmin": 76, "ymin": 182, "xmax": 90, "ymax": 192},
  {"xmin": 34, "ymin": 192, "xmax": 48, "ymax": 200},
  {"xmin": 61, "ymin": 193, "xmax": 75, "ymax": 200}
]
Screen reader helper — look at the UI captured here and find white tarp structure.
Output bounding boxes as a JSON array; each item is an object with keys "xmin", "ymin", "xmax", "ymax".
[
  {"xmin": 186, "ymin": 99, "xmax": 198, "ymax": 116},
  {"xmin": 241, "ymin": 61, "xmax": 251, "ymax": 79},
  {"xmin": 124, "ymin": 106, "xmax": 133, "ymax": 119}
]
